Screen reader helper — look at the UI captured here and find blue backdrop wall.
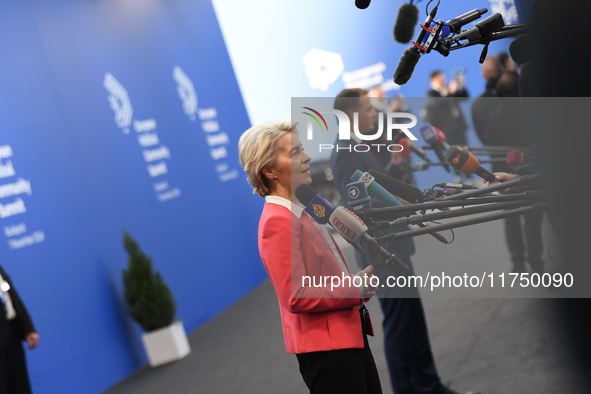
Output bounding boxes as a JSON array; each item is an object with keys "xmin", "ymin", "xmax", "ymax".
[
  {"xmin": 0, "ymin": 0, "xmax": 530, "ymax": 393},
  {"xmin": 0, "ymin": 1, "xmax": 263, "ymax": 393}
]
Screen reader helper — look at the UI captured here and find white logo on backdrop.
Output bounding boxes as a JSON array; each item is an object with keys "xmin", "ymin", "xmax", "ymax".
[
  {"xmin": 173, "ymin": 66, "xmax": 198, "ymax": 121},
  {"xmin": 489, "ymin": 0, "xmax": 518, "ymax": 25},
  {"xmin": 103, "ymin": 73, "xmax": 133, "ymax": 133},
  {"xmin": 342, "ymin": 62, "xmax": 386, "ymax": 89},
  {"xmin": 302, "ymin": 49, "xmax": 345, "ymax": 91}
]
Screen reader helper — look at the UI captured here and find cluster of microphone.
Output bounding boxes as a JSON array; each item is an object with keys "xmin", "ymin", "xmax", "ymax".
[
  {"xmin": 392, "ymin": 5, "xmax": 487, "ymax": 84},
  {"xmin": 295, "ymin": 183, "xmax": 410, "ymax": 275},
  {"xmin": 391, "ymin": 4, "xmax": 522, "ymax": 85},
  {"xmin": 406, "ymin": 123, "xmax": 529, "ymax": 178},
  {"xmin": 296, "ymin": 124, "xmax": 548, "ymax": 275},
  {"xmin": 358, "ymin": 2, "xmax": 530, "ymax": 85}
]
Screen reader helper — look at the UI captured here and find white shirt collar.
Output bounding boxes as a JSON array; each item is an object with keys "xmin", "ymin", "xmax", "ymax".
[
  {"xmin": 265, "ymin": 195, "xmax": 303, "ymax": 218},
  {"xmin": 0, "ymin": 272, "xmax": 16, "ymax": 320},
  {"xmin": 350, "ymin": 132, "xmax": 362, "ymax": 144}
]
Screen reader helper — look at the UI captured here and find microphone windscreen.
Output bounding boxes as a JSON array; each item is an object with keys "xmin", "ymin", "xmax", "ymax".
[
  {"xmin": 398, "ymin": 138, "xmax": 412, "ymax": 158},
  {"xmin": 506, "ymin": 150, "xmax": 529, "ymax": 169},
  {"xmin": 295, "ymin": 184, "xmax": 318, "ymax": 206},
  {"xmin": 434, "ymin": 127, "xmax": 447, "ymax": 142},
  {"xmin": 355, "ymin": 0, "xmax": 371, "ymax": 10},
  {"xmin": 346, "ymin": 181, "xmax": 371, "ymax": 210},
  {"xmin": 367, "ymin": 169, "xmax": 424, "ymax": 203},
  {"xmin": 393, "ymin": 46, "xmax": 421, "ymax": 85},
  {"xmin": 420, "ymin": 123, "xmax": 438, "ymax": 144},
  {"xmin": 351, "ymin": 170, "xmax": 403, "ymax": 207},
  {"xmin": 445, "ymin": 146, "xmax": 479, "ymax": 174},
  {"xmin": 329, "ymin": 206, "xmax": 367, "ymax": 243},
  {"xmin": 393, "ymin": 4, "xmax": 419, "ymax": 43}
]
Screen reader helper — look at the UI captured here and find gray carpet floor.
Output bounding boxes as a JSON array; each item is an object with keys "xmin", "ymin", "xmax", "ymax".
[{"xmin": 105, "ymin": 214, "xmax": 589, "ymax": 394}]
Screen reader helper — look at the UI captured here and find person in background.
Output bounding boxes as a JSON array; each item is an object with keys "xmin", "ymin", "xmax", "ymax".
[
  {"xmin": 472, "ymin": 66, "xmax": 545, "ymax": 274},
  {"xmin": 471, "ymin": 57, "xmax": 502, "ymax": 149},
  {"xmin": 0, "ymin": 264, "xmax": 39, "ymax": 394},
  {"xmin": 479, "ymin": 57, "xmax": 502, "ymax": 97},
  {"xmin": 238, "ymin": 120, "xmax": 382, "ymax": 394},
  {"xmin": 368, "ymin": 86, "xmax": 415, "ymax": 186},
  {"xmin": 421, "ymin": 70, "xmax": 471, "ymax": 184},
  {"xmin": 497, "ymin": 52, "xmax": 516, "ymax": 72},
  {"xmin": 330, "ymin": 88, "xmax": 474, "ymax": 394}
]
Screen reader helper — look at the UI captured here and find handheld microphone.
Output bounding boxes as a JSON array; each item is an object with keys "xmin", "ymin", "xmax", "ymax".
[
  {"xmin": 329, "ymin": 206, "xmax": 409, "ymax": 275},
  {"xmin": 295, "ymin": 185, "xmax": 409, "ymax": 275},
  {"xmin": 445, "ymin": 146, "xmax": 497, "ymax": 182},
  {"xmin": 398, "ymin": 138, "xmax": 412, "ymax": 158},
  {"xmin": 366, "ymin": 169, "xmax": 424, "ymax": 203},
  {"xmin": 506, "ymin": 150, "xmax": 529, "ymax": 169},
  {"xmin": 295, "ymin": 183, "xmax": 318, "ymax": 207},
  {"xmin": 421, "ymin": 123, "xmax": 438, "ymax": 145},
  {"xmin": 421, "ymin": 124, "xmax": 451, "ymax": 172},
  {"xmin": 393, "ymin": 3, "xmax": 419, "ymax": 44},
  {"xmin": 434, "ymin": 127, "xmax": 450, "ymax": 150},
  {"xmin": 295, "ymin": 184, "xmax": 336, "ymax": 225},
  {"xmin": 351, "ymin": 170, "xmax": 404, "ymax": 207},
  {"xmin": 346, "ymin": 181, "xmax": 372, "ymax": 213},
  {"xmin": 296, "ymin": 184, "xmax": 366, "ymax": 256}
]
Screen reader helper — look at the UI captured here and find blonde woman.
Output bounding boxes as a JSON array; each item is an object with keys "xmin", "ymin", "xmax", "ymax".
[{"xmin": 238, "ymin": 120, "xmax": 381, "ymax": 394}]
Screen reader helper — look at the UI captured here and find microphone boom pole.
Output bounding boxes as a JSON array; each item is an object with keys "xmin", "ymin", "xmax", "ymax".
[
  {"xmin": 377, "ymin": 202, "xmax": 551, "ymax": 242},
  {"xmin": 360, "ymin": 189, "xmax": 549, "ymax": 221},
  {"xmin": 440, "ymin": 173, "xmax": 542, "ymax": 201},
  {"xmin": 412, "ymin": 157, "xmax": 509, "ymax": 171},
  {"xmin": 391, "ymin": 200, "xmax": 539, "ymax": 227}
]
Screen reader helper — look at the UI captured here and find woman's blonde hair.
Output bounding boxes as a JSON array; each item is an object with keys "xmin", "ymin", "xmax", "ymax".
[{"xmin": 238, "ymin": 120, "xmax": 299, "ymax": 197}]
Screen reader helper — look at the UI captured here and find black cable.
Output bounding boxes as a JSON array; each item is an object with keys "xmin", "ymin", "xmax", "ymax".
[
  {"xmin": 425, "ymin": 0, "xmax": 440, "ymax": 17},
  {"xmin": 430, "ymin": 221, "xmax": 455, "ymax": 244}
]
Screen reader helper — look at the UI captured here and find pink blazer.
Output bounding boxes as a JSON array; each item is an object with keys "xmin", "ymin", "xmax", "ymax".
[{"xmin": 258, "ymin": 201, "xmax": 373, "ymax": 354}]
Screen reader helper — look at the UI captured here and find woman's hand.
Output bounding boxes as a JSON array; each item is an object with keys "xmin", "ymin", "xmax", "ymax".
[{"xmin": 355, "ymin": 265, "xmax": 377, "ymax": 299}]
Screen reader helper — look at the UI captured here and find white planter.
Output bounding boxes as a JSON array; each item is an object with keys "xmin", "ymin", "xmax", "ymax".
[{"xmin": 141, "ymin": 320, "xmax": 191, "ymax": 367}]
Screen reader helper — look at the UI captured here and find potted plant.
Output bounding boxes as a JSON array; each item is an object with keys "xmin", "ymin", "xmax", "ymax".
[{"xmin": 122, "ymin": 231, "xmax": 190, "ymax": 367}]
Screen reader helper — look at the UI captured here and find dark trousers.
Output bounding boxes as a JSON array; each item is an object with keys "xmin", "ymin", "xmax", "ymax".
[
  {"xmin": 0, "ymin": 321, "xmax": 32, "ymax": 394},
  {"xmin": 380, "ymin": 296, "xmax": 445, "ymax": 394},
  {"xmin": 296, "ymin": 313, "xmax": 382, "ymax": 394},
  {"xmin": 505, "ymin": 210, "xmax": 544, "ymax": 273},
  {"xmin": 369, "ymin": 253, "xmax": 445, "ymax": 394}
]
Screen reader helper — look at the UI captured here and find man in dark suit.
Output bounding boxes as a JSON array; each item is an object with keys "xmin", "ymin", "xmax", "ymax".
[
  {"xmin": 329, "ymin": 88, "xmax": 464, "ymax": 394},
  {"xmin": 422, "ymin": 70, "xmax": 471, "ymax": 184},
  {"xmin": 0, "ymin": 264, "xmax": 39, "ymax": 394}
]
